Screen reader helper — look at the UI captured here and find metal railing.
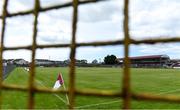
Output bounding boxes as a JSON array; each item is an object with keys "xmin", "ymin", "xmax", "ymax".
[{"xmin": 1, "ymin": 0, "xmax": 180, "ymax": 109}]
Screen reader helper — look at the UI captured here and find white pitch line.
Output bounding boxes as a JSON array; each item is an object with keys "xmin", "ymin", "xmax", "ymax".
[
  {"xmin": 75, "ymin": 88, "xmax": 180, "ymax": 109},
  {"xmin": 157, "ymin": 88, "xmax": 180, "ymax": 95},
  {"xmin": 35, "ymin": 79, "xmax": 67, "ymax": 104},
  {"xmin": 75, "ymin": 100, "xmax": 120, "ymax": 109},
  {"xmin": 23, "ymin": 70, "xmax": 67, "ymax": 104},
  {"xmin": 54, "ymin": 94, "xmax": 67, "ymax": 104}
]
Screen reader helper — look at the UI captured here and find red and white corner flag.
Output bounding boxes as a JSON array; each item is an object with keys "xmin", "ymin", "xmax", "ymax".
[{"xmin": 53, "ymin": 73, "xmax": 64, "ymax": 89}]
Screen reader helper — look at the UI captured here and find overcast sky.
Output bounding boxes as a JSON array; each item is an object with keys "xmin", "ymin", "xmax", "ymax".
[{"xmin": 0, "ymin": 0, "xmax": 180, "ymax": 62}]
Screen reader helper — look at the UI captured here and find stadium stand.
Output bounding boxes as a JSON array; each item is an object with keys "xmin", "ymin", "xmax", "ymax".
[{"xmin": 117, "ymin": 55, "xmax": 170, "ymax": 68}]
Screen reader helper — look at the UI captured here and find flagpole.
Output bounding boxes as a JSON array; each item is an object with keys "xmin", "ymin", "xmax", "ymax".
[
  {"xmin": 63, "ymin": 82, "xmax": 70, "ymax": 105},
  {"xmin": 61, "ymin": 74, "xmax": 70, "ymax": 105}
]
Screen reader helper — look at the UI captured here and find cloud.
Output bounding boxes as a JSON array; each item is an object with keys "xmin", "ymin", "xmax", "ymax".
[
  {"xmin": 37, "ymin": 12, "xmax": 72, "ymax": 44},
  {"xmin": 136, "ymin": 43, "xmax": 180, "ymax": 59},
  {"xmin": 38, "ymin": 33, "xmax": 70, "ymax": 44},
  {"xmin": 3, "ymin": 50, "xmax": 31, "ymax": 61},
  {"xmin": 78, "ymin": 0, "xmax": 123, "ymax": 22},
  {"xmin": 7, "ymin": 0, "xmax": 33, "ymax": 13},
  {"xmin": 0, "ymin": 1, "xmax": 2, "ymax": 15},
  {"xmin": 36, "ymin": 48, "xmax": 70, "ymax": 61},
  {"xmin": 130, "ymin": 0, "xmax": 180, "ymax": 39},
  {"xmin": 1, "ymin": 0, "xmax": 124, "ymax": 44},
  {"xmin": 44, "ymin": 0, "xmax": 123, "ymax": 23},
  {"xmin": 77, "ymin": 46, "xmax": 123, "ymax": 62},
  {"xmin": 39, "ymin": 0, "xmax": 72, "ymax": 7},
  {"xmin": 4, "ymin": 15, "xmax": 33, "ymax": 47},
  {"xmin": 76, "ymin": 20, "xmax": 123, "ymax": 43},
  {"xmin": 1, "ymin": 0, "xmax": 180, "ymax": 61}
]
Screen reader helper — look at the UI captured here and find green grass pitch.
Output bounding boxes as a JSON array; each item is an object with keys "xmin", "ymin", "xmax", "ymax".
[{"xmin": 2, "ymin": 67, "xmax": 180, "ymax": 109}]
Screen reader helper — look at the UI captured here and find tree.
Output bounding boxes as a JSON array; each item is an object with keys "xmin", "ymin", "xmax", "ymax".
[
  {"xmin": 92, "ymin": 59, "xmax": 98, "ymax": 64},
  {"xmin": 104, "ymin": 55, "xmax": 117, "ymax": 64}
]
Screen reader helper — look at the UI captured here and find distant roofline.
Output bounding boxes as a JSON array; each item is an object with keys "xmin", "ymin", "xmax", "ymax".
[
  {"xmin": 118, "ymin": 54, "xmax": 170, "ymax": 60},
  {"xmin": 35, "ymin": 59, "xmax": 64, "ymax": 62},
  {"xmin": 171, "ymin": 59, "xmax": 180, "ymax": 61}
]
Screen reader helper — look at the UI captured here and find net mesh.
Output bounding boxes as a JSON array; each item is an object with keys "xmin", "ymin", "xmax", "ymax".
[{"xmin": 0, "ymin": 0, "xmax": 180, "ymax": 109}]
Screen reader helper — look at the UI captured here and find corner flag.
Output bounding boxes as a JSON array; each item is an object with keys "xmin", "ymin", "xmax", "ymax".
[
  {"xmin": 53, "ymin": 73, "xmax": 64, "ymax": 89},
  {"xmin": 53, "ymin": 73, "xmax": 70, "ymax": 105}
]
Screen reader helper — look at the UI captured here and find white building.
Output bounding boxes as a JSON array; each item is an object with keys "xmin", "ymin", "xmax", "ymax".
[
  {"xmin": 35, "ymin": 59, "xmax": 54, "ymax": 66},
  {"xmin": 14, "ymin": 59, "xmax": 29, "ymax": 65}
]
